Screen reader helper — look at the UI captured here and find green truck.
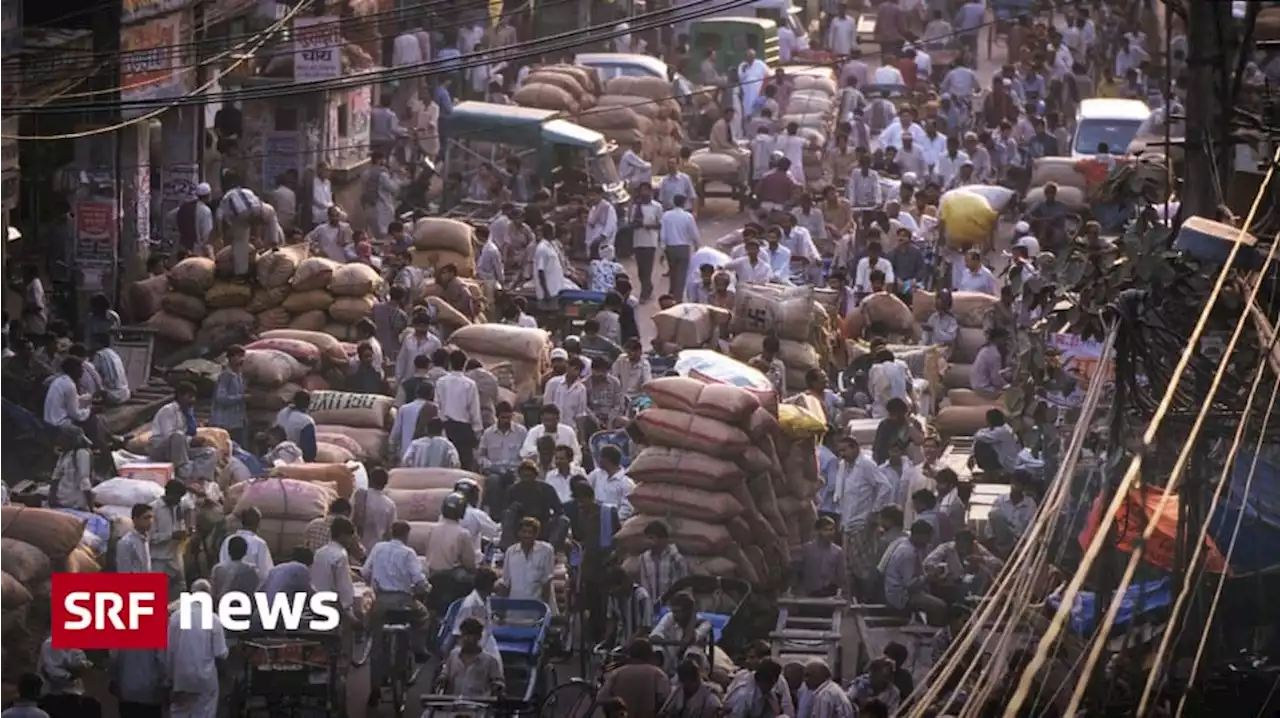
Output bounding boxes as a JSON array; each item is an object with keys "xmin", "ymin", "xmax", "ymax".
[{"xmin": 438, "ymin": 102, "xmax": 629, "ymax": 219}]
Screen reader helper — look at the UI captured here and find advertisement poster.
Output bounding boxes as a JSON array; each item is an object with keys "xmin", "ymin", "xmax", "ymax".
[
  {"xmin": 294, "ymin": 16, "xmax": 342, "ymax": 81},
  {"xmin": 74, "ymin": 200, "xmax": 118, "ymax": 267},
  {"xmin": 120, "ymin": 14, "xmax": 188, "ymax": 114},
  {"xmin": 160, "ymin": 162, "xmax": 200, "ymax": 242},
  {"xmin": 1050, "ymin": 333, "xmax": 1114, "ymax": 388}
]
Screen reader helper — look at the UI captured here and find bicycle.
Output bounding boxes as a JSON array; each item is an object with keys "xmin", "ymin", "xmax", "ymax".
[{"xmin": 380, "ymin": 607, "xmax": 426, "ymax": 718}]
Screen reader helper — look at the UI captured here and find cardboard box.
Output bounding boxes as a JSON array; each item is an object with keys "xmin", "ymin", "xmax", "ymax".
[{"xmin": 119, "ymin": 462, "xmax": 175, "ymax": 486}]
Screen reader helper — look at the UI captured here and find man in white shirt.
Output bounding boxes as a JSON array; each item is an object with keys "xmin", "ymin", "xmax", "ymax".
[
  {"xmin": 148, "ymin": 382, "xmax": 198, "ymax": 477},
  {"xmin": 310, "ymin": 161, "xmax": 334, "ymax": 228},
  {"xmin": 847, "ymin": 153, "xmax": 883, "ymax": 209},
  {"xmin": 827, "ymin": 8, "xmax": 857, "ymax": 56},
  {"xmin": 738, "ymin": 48, "xmax": 769, "ymax": 120},
  {"xmin": 363, "ymin": 521, "xmax": 431, "ymax": 695},
  {"xmin": 955, "ymin": 249, "xmax": 999, "ymax": 296},
  {"xmin": 392, "ymin": 29, "xmax": 425, "ymax": 114},
  {"xmin": 436, "ymin": 349, "xmax": 484, "ymax": 469},
  {"xmin": 873, "ymin": 63, "xmax": 905, "ymax": 85},
  {"xmin": 389, "ymin": 380, "xmax": 435, "ymax": 464},
  {"xmin": 618, "ymin": 142, "xmax": 652, "ymax": 189},
  {"xmin": 519, "ymin": 403, "xmax": 581, "ymax": 464},
  {"xmin": 629, "ymin": 182, "xmax": 663, "ymax": 302},
  {"xmin": 402, "ymin": 418, "xmax": 461, "ymax": 469},
  {"xmin": 165, "ymin": 183, "xmax": 214, "ymax": 254},
  {"xmin": 306, "ymin": 204, "xmax": 355, "ymax": 262},
  {"xmin": 878, "ymin": 110, "xmax": 930, "ymax": 152},
  {"xmin": 542, "ymin": 356, "xmax": 589, "ymax": 430},
  {"xmin": 534, "ymin": 229, "xmax": 568, "ymax": 308},
  {"xmin": 394, "ymin": 312, "xmax": 443, "ymax": 385},
  {"xmin": 585, "ymin": 186, "xmax": 618, "ymax": 257},
  {"xmin": 218, "ymin": 506, "xmax": 275, "ymax": 582},
  {"xmin": 311, "ymin": 516, "xmax": 359, "ymax": 629},
  {"xmin": 657, "ymin": 157, "xmax": 698, "ymax": 211},
  {"xmin": 832, "ymin": 436, "xmax": 892, "ymax": 597},
  {"xmin": 726, "ymin": 236, "xmax": 774, "ymax": 284},
  {"xmin": 44, "ymin": 357, "xmax": 91, "ymax": 431},
  {"xmin": 854, "ymin": 240, "xmax": 896, "ymax": 297},
  {"xmin": 586, "ymin": 444, "xmax": 635, "ymax": 519},
  {"xmin": 502, "ymin": 517, "xmax": 557, "ymax": 610},
  {"xmin": 660, "ymin": 194, "xmax": 699, "ymax": 301}
]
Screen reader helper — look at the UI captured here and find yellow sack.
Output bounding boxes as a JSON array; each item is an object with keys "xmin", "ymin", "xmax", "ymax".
[
  {"xmin": 940, "ymin": 188, "xmax": 1000, "ymax": 248},
  {"xmin": 778, "ymin": 403, "xmax": 826, "ymax": 438}
]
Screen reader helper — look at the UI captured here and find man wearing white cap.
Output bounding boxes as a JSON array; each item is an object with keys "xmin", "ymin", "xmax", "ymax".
[{"xmin": 166, "ymin": 182, "xmax": 213, "ymax": 256}]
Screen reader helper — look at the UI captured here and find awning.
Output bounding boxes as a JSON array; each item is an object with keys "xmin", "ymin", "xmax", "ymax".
[{"xmin": 1078, "ymin": 485, "xmax": 1229, "ymax": 574}]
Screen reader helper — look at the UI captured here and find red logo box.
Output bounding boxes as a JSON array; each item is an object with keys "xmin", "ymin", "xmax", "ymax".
[{"xmin": 51, "ymin": 573, "xmax": 169, "ymax": 650}]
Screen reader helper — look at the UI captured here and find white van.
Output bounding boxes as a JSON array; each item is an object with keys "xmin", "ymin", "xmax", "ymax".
[{"xmin": 1071, "ymin": 98, "xmax": 1152, "ymax": 160}]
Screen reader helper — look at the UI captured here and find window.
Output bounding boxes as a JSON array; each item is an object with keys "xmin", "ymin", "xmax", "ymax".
[
  {"xmin": 1072, "ymin": 119, "xmax": 1143, "ymax": 156},
  {"xmin": 337, "ymin": 102, "xmax": 349, "ymax": 137},
  {"xmin": 274, "ymin": 107, "xmax": 298, "ymax": 131}
]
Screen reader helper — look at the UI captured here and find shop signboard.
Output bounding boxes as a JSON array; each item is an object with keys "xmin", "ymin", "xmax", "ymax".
[
  {"xmin": 74, "ymin": 199, "xmax": 118, "ymax": 267},
  {"xmin": 294, "ymin": 16, "xmax": 342, "ymax": 81},
  {"xmin": 121, "ymin": 0, "xmax": 193, "ymax": 25},
  {"xmin": 120, "ymin": 14, "xmax": 190, "ymax": 117}
]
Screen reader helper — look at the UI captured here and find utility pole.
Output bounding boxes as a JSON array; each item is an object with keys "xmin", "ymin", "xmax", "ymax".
[{"xmin": 1181, "ymin": 0, "xmax": 1237, "ymax": 219}]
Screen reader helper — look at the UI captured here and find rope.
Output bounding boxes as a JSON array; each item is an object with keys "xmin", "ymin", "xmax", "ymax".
[{"xmin": 1002, "ymin": 147, "xmax": 1280, "ymax": 717}]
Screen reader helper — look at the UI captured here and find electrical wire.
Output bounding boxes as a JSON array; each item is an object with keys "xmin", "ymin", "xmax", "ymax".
[
  {"xmin": 1, "ymin": 0, "xmax": 746, "ymax": 117},
  {"xmin": 1002, "ymin": 146, "xmax": 1280, "ymax": 717},
  {"xmin": 3, "ymin": 0, "xmax": 556, "ymax": 101},
  {"xmin": 7, "ymin": 0, "xmax": 316, "ymax": 141},
  {"xmin": 1134, "ymin": 243, "xmax": 1280, "ymax": 714},
  {"xmin": 2, "ymin": 0, "xmax": 533, "ymax": 82},
  {"xmin": 4, "ymin": 0, "xmax": 1059, "ymax": 117}
]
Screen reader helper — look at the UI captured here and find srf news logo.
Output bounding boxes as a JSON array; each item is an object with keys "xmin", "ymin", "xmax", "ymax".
[{"xmin": 51, "ymin": 573, "xmax": 341, "ymax": 650}]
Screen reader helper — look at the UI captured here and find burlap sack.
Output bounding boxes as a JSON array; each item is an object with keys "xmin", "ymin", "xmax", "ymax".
[
  {"xmin": 316, "ymin": 425, "xmax": 388, "ymax": 461},
  {"xmin": 792, "ymin": 74, "xmax": 836, "ymax": 95},
  {"xmin": 635, "ymin": 409, "xmax": 750, "ymax": 460},
  {"xmin": 329, "ymin": 295, "xmax": 376, "ymax": 324},
  {"xmin": 605, "ymin": 75, "xmax": 670, "ymax": 101},
  {"xmin": 409, "ymin": 249, "xmax": 478, "ymax": 277},
  {"xmin": 785, "ymin": 92, "xmax": 834, "ymax": 116},
  {"xmin": 911, "ymin": 289, "xmax": 937, "ymax": 324},
  {"xmin": 545, "ymin": 63, "xmax": 599, "ymax": 93},
  {"xmin": 233, "ymin": 478, "xmax": 336, "ymax": 520},
  {"xmin": 689, "ymin": 151, "xmax": 744, "ymax": 182},
  {"xmin": 242, "ymin": 349, "xmax": 305, "ymax": 387},
  {"xmin": 616, "ymin": 515, "xmax": 732, "ymax": 555},
  {"xmin": 292, "ymin": 257, "xmax": 340, "ymax": 292},
  {"xmin": 272, "ymin": 462, "xmax": 356, "ymax": 498},
  {"xmin": 1, "ymin": 539, "xmax": 51, "ymax": 585},
  {"xmin": 247, "ymin": 383, "xmax": 301, "ymax": 411},
  {"xmin": 1030, "ymin": 157, "xmax": 1088, "ymax": 191},
  {"xmin": 282, "ymin": 289, "xmax": 334, "ymax": 314},
  {"xmin": 0, "ymin": 506, "xmax": 85, "ymax": 559},
  {"xmin": 387, "ymin": 468, "xmax": 484, "ymax": 492},
  {"xmin": 146, "ymin": 311, "xmax": 195, "ymax": 340},
  {"xmin": 302, "ymin": 374, "xmax": 332, "ymax": 392},
  {"xmin": 65, "ymin": 546, "xmax": 100, "ymax": 573},
  {"xmin": 257, "ymin": 307, "xmax": 291, "ymax": 331},
  {"xmin": 123, "ymin": 427, "xmax": 231, "ymax": 462},
  {"xmin": 260, "ymin": 329, "xmax": 349, "ymax": 365},
  {"xmin": 579, "ymin": 102, "xmax": 646, "ymax": 129},
  {"xmin": 859, "ymin": 292, "xmax": 920, "ymax": 340},
  {"xmin": 623, "ymin": 554, "xmax": 737, "ymax": 580},
  {"xmin": 727, "ymin": 333, "xmax": 822, "ymax": 371},
  {"xmin": 628, "ymin": 484, "xmax": 744, "ymax": 523},
  {"xmin": 514, "ymin": 83, "xmax": 579, "ymax": 112},
  {"xmin": 425, "ymin": 297, "xmax": 472, "ymax": 333},
  {"xmin": 289, "ymin": 310, "xmax": 329, "ymax": 331},
  {"xmin": 385, "ymin": 488, "xmax": 453, "ymax": 522},
  {"xmin": 730, "ymin": 284, "xmax": 821, "ymax": 343},
  {"xmin": 952, "ymin": 327, "xmax": 988, "ymax": 363},
  {"xmin": 952, "ymin": 291, "xmax": 999, "ymax": 328},
  {"xmin": 246, "ymin": 286, "xmax": 290, "ymax": 313},
  {"xmin": 450, "ymin": 324, "xmax": 550, "ymax": 365},
  {"xmin": 256, "ymin": 244, "xmax": 310, "ymax": 288},
  {"xmin": 314, "ymin": 443, "xmax": 355, "ymax": 464},
  {"xmin": 125, "ymin": 274, "xmax": 169, "ymax": 323},
  {"xmin": 204, "ymin": 282, "xmax": 253, "ymax": 309},
  {"xmin": 161, "ymin": 292, "xmax": 209, "ymax": 322},
  {"xmin": 627, "ymin": 447, "xmax": 744, "ymax": 492},
  {"xmin": 204, "ymin": 307, "xmax": 255, "ymax": 329},
  {"xmin": 246, "ymin": 338, "xmax": 321, "ymax": 365},
  {"xmin": 308, "ymin": 390, "xmax": 395, "ymax": 429},
  {"xmin": 946, "ymin": 389, "xmax": 1002, "ymax": 408},
  {"xmin": 256, "ymin": 517, "xmax": 312, "ymax": 558},
  {"xmin": 321, "ymin": 323, "xmax": 356, "ymax": 342},
  {"xmin": 314, "ymin": 432, "xmax": 366, "ymax": 460},
  {"xmin": 2, "ymin": 571, "xmax": 31, "ymax": 608},
  {"xmin": 526, "ymin": 70, "xmax": 587, "ymax": 98},
  {"xmin": 653, "ymin": 304, "xmax": 730, "ymax": 348},
  {"xmin": 935, "ymin": 405, "xmax": 992, "ymax": 437},
  {"xmin": 944, "ymin": 363, "xmax": 973, "ymax": 390},
  {"xmin": 168, "ymin": 257, "xmax": 217, "ymax": 295},
  {"xmin": 329, "ymin": 263, "xmax": 383, "ymax": 296},
  {"xmin": 644, "ymin": 376, "xmax": 760, "ymax": 426}
]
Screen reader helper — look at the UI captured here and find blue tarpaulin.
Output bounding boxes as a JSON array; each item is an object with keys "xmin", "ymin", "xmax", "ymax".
[
  {"xmin": 1208, "ymin": 451, "xmax": 1280, "ymax": 576},
  {"xmin": 1047, "ymin": 577, "xmax": 1172, "ymax": 636}
]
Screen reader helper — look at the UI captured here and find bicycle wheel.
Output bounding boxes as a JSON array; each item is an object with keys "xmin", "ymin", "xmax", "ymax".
[{"xmin": 539, "ymin": 678, "xmax": 599, "ymax": 718}]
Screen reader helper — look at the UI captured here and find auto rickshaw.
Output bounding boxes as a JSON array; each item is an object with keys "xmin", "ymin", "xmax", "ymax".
[{"xmin": 683, "ymin": 17, "xmax": 780, "ymax": 80}]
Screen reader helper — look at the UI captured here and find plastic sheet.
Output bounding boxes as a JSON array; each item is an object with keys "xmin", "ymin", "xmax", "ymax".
[{"xmin": 1208, "ymin": 451, "xmax": 1280, "ymax": 576}]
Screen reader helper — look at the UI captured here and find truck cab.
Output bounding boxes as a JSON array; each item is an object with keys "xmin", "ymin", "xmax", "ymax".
[
  {"xmin": 439, "ymin": 102, "xmax": 628, "ymax": 218},
  {"xmin": 685, "ymin": 17, "xmax": 781, "ymax": 80}
]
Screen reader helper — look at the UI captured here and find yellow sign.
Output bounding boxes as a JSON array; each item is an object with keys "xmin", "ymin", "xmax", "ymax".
[{"xmin": 490, "ymin": 0, "xmax": 502, "ymax": 27}]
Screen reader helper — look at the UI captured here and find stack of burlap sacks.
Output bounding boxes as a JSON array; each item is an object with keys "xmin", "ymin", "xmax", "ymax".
[
  {"xmin": 779, "ymin": 73, "xmax": 838, "ymax": 190},
  {"xmin": 1026, "ymin": 156, "xmax": 1091, "ymax": 211},
  {"xmin": 447, "ymin": 324, "xmax": 552, "ymax": 403},
  {"xmin": 513, "ymin": 64, "xmax": 602, "ymax": 115},
  {"xmin": 616, "ymin": 376, "xmax": 822, "ymax": 589},
  {"xmin": 2, "ymin": 507, "xmax": 101, "ymax": 678},
  {"xmin": 227, "ymin": 477, "xmax": 339, "ymax": 557},
  {"xmin": 724, "ymin": 284, "xmax": 834, "ymax": 391},
  {"xmin": 409, "ymin": 217, "xmax": 479, "ymax": 278},
  {"xmin": 294, "ymin": 389, "xmax": 397, "ymax": 464},
  {"xmin": 652, "ymin": 303, "xmax": 732, "ymax": 352},
  {"xmin": 572, "ymin": 76, "xmax": 684, "ymax": 167},
  {"xmin": 145, "ymin": 246, "xmax": 386, "ymax": 344}
]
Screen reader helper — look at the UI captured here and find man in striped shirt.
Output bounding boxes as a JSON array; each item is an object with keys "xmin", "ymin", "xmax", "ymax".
[
  {"xmin": 89, "ymin": 332, "xmax": 130, "ymax": 406},
  {"xmin": 636, "ymin": 520, "xmax": 688, "ymax": 605},
  {"xmin": 602, "ymin": 565, "xmax": 653, "ymax": 648}
]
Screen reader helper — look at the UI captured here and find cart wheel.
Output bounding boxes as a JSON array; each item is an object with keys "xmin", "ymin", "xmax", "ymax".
[{"xmin": 539, "ymin": 679, "xmax": 598, "ymax": 718}]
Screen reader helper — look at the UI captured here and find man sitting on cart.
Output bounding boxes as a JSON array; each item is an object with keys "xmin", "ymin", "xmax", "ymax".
[
  {"xmin": 649, "ymin": 592, "xmax": 712, "ymax": 674},
  {"xmin": 437, "ymin": 617, "xmax": 506, "ymax": 698},
  {"xmin": 452, "ymin": 566, "xmax": 504, "ymax": 665}
]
